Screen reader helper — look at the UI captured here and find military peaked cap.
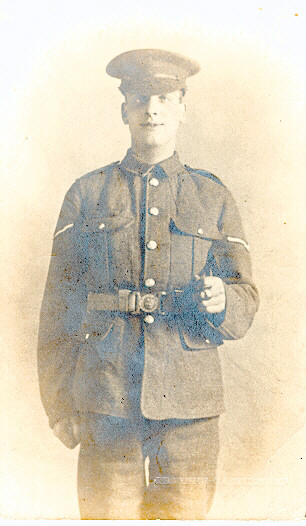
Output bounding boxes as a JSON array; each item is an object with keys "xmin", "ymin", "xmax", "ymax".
[{"xmin": 106, "ymin": 49, "xmax": 200, "ymax": 95}]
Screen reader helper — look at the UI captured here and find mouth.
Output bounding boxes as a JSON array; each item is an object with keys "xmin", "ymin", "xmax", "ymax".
[{"xmin": 140, "ymin": 123, "xmax": 163, "ymax": 128}]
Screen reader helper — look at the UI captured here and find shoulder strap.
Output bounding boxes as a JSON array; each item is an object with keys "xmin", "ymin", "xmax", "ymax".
[{"xmin": 184, "ymin": 165, "xmax": 224, "ymax": 186}]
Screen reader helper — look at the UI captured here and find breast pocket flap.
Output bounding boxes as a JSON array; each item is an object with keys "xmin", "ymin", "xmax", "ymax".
[
  {"xmin": 81, "ymin": 213, "xmax": 135, "ymax": 233},
  {"xmin": 170, "ymin": 217, "xmax": 224, "ymax": 241}
]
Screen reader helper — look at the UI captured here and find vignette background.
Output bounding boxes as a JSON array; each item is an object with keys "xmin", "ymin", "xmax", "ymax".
[{"xmin": 1, "ymin": 0, "xmax": 305, "ymax": 519}]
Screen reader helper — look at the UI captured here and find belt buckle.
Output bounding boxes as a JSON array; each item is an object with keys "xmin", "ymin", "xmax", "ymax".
[
  {"xmin": 139, "ymin": 291, "xmax": 167, "ymax": 314},
  {"xmin": 119, "ymin": 290, "xmax": 167, "ymax": 314},
  {"xmin": 139, "ymin": 293, "xmax": 159, "ymax": 313}
]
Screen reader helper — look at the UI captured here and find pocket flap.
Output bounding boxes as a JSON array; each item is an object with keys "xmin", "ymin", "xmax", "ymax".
[
  {"xmin": 81, "ymin": 213, "xmax": 134, "ymax": 233},
  {"xmin": 170, "ymin": 217, "xmax": 223, "ymax": 241},
  {"xmin": 178, "ymin": 316, "xmax": 224, "ymax": 350},
  {"xmin": 179, "ymin": 326, "xmax": 221, "ymax": 349}
]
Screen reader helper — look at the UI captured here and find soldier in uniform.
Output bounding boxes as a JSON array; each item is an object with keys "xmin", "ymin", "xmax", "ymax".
[{"xmin": 37, "ymin": 49, "xmax": 259, "ymax": 519}]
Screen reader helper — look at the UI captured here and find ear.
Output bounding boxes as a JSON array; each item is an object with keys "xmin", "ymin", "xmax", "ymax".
[
  {"xmin": 179, "ymin": 102, "xmax": 186, "ymax": 124},
  {"xmin": 121, "ymin": 102, "xmax": 129, "ymax": 125}
]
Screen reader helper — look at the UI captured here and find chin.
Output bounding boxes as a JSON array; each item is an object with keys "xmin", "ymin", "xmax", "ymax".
[
  {"xmin": 142, "ymin": 133, "xmax": 170, "ymax": 148},
  {"xmin": 143, "ymin": 138, "xmax": 163, "ymax": 147},
  {"xmin": 137, "ymin": 137, "xmax": 161, "ymax": 148}
]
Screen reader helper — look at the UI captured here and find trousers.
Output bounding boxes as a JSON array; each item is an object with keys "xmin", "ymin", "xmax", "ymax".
[{"xmin": 77, "ymin": 412, "xmax": 219, "ymax": 519}]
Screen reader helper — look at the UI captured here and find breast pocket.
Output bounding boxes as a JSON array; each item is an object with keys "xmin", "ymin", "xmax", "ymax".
[
  {"xmin": 170, "ymin": 217, "xmax": 224, "ymax": 285},
  {"xmin": 80, "ymin": 212, "xmax": 135, "ymax": 290}
]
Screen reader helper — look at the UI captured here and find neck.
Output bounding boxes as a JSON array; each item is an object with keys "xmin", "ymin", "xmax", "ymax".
[{"xmin": 131, "ymin": 141, "xmax": 175, "ymax": 165}]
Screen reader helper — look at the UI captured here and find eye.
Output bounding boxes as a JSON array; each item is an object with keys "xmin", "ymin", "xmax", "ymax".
[{"xmin": 159, "ymin": 95, "xmax": 169, "ymax": 102}]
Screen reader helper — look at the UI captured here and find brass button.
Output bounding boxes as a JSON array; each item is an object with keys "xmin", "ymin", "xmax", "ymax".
[
  {"xmin": 99, "ymin": 223, "xmax": 106, "ymax": 230},
  {"xmin": 147, "ymin": 240, "xmax": 157, "ymax": 250},
  {"xmin": 144, "ymin": 315, "xmax": 154, "ymax": 324},
  {"xmin": 85, "ymin": 333, "xmax": 90, "ymax": 340},
  {"xmin": 149, "ymin": 207, "xmax": 159, "ymax": 216},
  {"xmin": 197, "ymin": 228, "xmax": 204, "ymax": 235},
  {"xmin": 144, "ymin": 278, "xmax": 155, "ymax": 287},
  {"xmin": 149, "ymin": 177, "xmax": 159, "ymax": 187}
]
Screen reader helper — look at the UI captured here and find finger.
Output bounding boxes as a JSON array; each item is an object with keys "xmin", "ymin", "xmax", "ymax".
[
  {"xmin": 203, "ymin": 276, "xmax": 223, "ymax": 290},
  {"xmin": 200, "ymin": 290, "xmax": 212, "ymax": 299},
  {"xmin": 204, "ymin": 283, "xmax": 224, "ymax": 298},
  {"xmin": 198, "ymin": 295, "xmax": 222, "ymax": 308},
  {"xmin": 203, "ymin": 285, "xmax": 222, "ymax": 296},
  {"xmin": 200, "ymin": 289, "xmax": 214, "ymax": 299},
  {"xmin": 200, "ymin": 284, "xmax": 224, "ymax": 298},
  {"xmin": 202, "ymin": 293, "xmax": 225, "ymax": 306},
  {"xmin": 206, "ymin": 303, "xmax": 225, "ymax": 313},
  {"xmin": 203, "ymin": 276, "xmax": 215, "ymax": 287},
  {"xmin": 201, "ymin": 298, "xmax": 225, "ymax": 311}
]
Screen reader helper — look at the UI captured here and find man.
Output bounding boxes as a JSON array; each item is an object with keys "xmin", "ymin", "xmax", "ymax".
[{"xmin": 37, "ymin": 49, "xmax": 259, "ymax": 519}]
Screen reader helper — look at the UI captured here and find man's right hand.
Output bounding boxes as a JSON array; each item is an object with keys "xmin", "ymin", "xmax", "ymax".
[{"xmin": 53, "ymin": 415, "xmax": 81, "ymax": 449}]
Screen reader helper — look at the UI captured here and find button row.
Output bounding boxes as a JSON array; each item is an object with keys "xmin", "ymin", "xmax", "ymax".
[
  {"xmin": 145, "ymin": 171, "xmax": 209, "ymax": 330},
  {"xmin": 145, "ymin": 175, "xmax": 160, "ymax": 323}
]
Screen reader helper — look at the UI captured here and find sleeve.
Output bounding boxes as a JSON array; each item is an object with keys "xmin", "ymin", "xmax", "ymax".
[
  {"xmin": 206, "ymin": 188, "xmax": 260, "ymax": 340},
  {"xmin": 37, "ymin": 180, "xmax": 87, "ymax": 428},
  {"xmin": 175, "ymin": 186, "xmax": 259, "ymax": 348}
]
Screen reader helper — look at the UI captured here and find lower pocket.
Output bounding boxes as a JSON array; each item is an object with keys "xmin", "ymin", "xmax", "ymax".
[
  {"xmin": 72, "ymin": 317, "xmax": 127, "ymax": 411},
  {"xmin": 178, "ymin": 314, "xmax": 223, "ymax": 350}
]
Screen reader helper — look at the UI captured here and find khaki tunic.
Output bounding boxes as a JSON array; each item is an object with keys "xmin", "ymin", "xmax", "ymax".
[{"xmin": 37, "ymin": 150, "xmax": 259, "ymax": 427}]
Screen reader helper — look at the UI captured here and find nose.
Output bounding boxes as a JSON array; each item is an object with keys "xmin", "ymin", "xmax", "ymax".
[{"xmin": 145, "ymin": 96, "xmax": 160, "ymax": 117}]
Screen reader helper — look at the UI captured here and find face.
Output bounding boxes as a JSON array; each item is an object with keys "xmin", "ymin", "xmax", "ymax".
[{"xmin": 121, "ymin": 91, "xmax": 186, "ymax": 149}]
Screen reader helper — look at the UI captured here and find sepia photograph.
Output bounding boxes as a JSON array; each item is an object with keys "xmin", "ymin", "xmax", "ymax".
[{"xmin": 1, "ymin": 0, "xmax": 305, "ymax": 520}]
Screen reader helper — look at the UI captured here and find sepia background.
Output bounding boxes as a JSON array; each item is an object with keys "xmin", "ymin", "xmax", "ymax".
[{"xmin": 1, "ymin": 0, "xmax": 305, "ymax": 519}]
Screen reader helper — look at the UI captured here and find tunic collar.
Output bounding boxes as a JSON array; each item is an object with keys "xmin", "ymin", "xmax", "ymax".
[{"xmin": 119, "ymin": 148, "xmax": 186, "ymax": 178}]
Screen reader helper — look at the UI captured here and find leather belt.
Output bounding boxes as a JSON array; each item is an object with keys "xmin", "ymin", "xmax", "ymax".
[{"xmin": 87, "ymin": 289, "xmax": 183, "ymax": 315}]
